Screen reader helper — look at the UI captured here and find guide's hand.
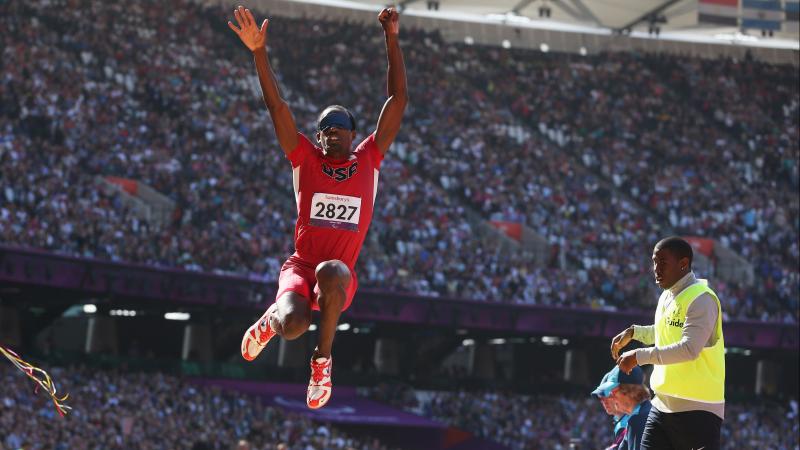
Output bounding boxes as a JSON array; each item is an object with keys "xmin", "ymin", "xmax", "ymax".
[
  {"xmin": 610, "ymin": 327, "xmax": 634, "ymax": 360},
  {"xmin": 616, "ymin": 350, "xmax": 638, "ymax": 375}
]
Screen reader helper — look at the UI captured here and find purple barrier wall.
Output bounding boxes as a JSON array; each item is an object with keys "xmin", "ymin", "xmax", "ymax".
[
  {"xmin": 1, "ymin": 245, "xmax": 797, "ymax": 350},
  {"xmin": 446, "ymin": 438, "xmax": 509, "ymax": 450},
  {"xmin": 190, "ymin": 379, "xmax": 449, "ymax": 449},
  {"xmin": 190, "ymin": 379, "xmax": 444, "ymax": 428},
  {"xmin": 0, "ymin": 245, "xmax": 267, "ymax": 306}
]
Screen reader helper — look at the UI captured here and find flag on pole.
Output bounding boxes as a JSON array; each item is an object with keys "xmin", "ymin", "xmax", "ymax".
[
  {"xmin": 784, "ymin": 0, "xmax": 799, "ymax": 32},
  {"xmin": 741, "ymin": 0, "xmax": 784, "ymax": 30},
  {"xmin": 698, "ymin": 0, "xmax": 739, "ymax": 26}
]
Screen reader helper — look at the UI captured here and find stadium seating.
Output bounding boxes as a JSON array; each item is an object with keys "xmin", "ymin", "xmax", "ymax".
[
  {"xmin": 3, "ymin": 364, "xmax": 796, "ymax": 450},
  {"xmin": 0, "ymin": 364, "xmax": 397, "ymax": 450},
  {"xmin": 0, "ymin": 0, "xmax": 797, "ymax": 321},
  {"xmin": 365, "ymin": 382, "xmax": 800, "ymax": 450}
]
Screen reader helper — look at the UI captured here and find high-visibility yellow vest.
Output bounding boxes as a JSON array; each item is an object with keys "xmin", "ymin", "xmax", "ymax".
[{"xmin": 650, "ymin": 280, "xmax": 725, "ymax": 403}]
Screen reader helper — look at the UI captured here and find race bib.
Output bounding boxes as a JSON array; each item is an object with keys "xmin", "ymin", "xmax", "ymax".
[{"xmin": 309, "ymin": 193, "xmax": 361, "ymax": 232}]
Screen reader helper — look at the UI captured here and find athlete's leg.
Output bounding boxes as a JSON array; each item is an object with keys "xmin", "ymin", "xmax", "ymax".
[
  {"xmin": 269, "ymin": 291, "xmax": 312, "ymax": 340},
  {"xmin": 241, "ymin": 292, "xmax": 312, "ymax": 361},
  {"xmin": 241, "ymin": 261, "xmax": 315, "ymax": 361},
  {"xmin": 312, "ymin": 259, "xmax": 351, "ymax": 358},
  {"xmin": 306, "ymin": 259, "xmax": 350, "ymax": 409}
]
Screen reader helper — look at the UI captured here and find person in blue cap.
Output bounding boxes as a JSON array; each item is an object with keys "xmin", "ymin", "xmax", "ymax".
[{"xmin": 592, "ymin": 366, "xmax": 652, "ymax": 450}]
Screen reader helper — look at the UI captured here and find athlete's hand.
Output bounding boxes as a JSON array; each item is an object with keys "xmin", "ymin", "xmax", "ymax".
[
  {"xmin": 228, "ymin": 5, "xmax": 268, "ymax": 52},
  {"xmin": 616, "ymin": 350, "xmax": 638, "ymax": 375},
  {"xmin": 610, "ymin": 326, "xmax": 634, "ymax": 360},
  {"xmin": 378, "ymin": 7, "xmax": 399, "ymax": 36}
]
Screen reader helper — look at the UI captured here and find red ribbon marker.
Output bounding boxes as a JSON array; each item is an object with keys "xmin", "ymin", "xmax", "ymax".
[{"xmin": 0, "ymin": 345, "xmax": 72, "ymax": 417}]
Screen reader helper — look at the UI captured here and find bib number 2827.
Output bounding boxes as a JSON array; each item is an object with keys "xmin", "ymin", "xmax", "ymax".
[{"xmin": 310, "ymin": 193, "xmax": 361, "ymax": 232}]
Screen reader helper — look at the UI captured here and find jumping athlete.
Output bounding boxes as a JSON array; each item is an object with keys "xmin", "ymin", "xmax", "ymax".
[{"xmin": 228, "ymin": 5, "xmax": 407, "ymax": 409}]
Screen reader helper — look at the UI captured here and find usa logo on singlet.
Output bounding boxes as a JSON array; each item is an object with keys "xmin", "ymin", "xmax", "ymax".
[{"xmin": 322, "ymin": 162, "xmax": 358, "ymax": 182}]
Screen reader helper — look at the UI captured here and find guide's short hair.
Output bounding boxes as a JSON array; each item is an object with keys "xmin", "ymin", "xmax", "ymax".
[{"xmin": 655, "ymin": 236, "xmax": 693, "ymax": 267}]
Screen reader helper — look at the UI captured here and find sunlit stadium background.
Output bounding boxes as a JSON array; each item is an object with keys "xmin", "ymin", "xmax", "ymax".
[{"xmin": 0, "ymin": 0, "xmax": 798, "ymax": 448}]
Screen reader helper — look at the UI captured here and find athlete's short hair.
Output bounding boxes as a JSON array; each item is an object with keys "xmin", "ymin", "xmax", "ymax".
[
  {"xmin": 655, "ymin": 236, "xmax": 693, "ymax": 267},
  {"xmin": 317, "ymin": 105, "xmax": 356, "ymax": 131}
]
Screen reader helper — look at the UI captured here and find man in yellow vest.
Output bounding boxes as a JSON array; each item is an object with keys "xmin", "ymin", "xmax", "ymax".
[{"xmin": 611, "ymin": 236, "xmax": 725, "ymax": 450}]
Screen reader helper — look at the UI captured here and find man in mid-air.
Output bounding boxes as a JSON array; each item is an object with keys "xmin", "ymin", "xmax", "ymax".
[{"xmin": 228, "ymin": 5, "xmax": 407, "ymax": 409}]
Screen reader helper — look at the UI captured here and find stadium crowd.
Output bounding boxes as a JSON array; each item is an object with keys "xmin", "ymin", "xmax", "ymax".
[
  {"xmin": 0, "ymin": 0, "xmax": 797, "ymax": 321},
  {"xmin": 0, "ymin": 364, "xmax": 395, "ymax": 450},
  {"xmin": 456, "ymin": 46, "xmax": 799, "ymax": 321},
  {"xmin": 365, "ymin": 383, "xmax": 800, "ymax": 450},
  {"xmin": 4, "ymin": 364, "xmax": 796, "ymax": 450}
]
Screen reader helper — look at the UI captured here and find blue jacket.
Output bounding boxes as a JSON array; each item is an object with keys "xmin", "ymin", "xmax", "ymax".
[{"xmin": 608, "ymin": 400, "xmax": 651, "ymax": 450}]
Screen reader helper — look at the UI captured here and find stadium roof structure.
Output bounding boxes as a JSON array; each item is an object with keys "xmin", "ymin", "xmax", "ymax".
[{"xmin": 281, "ymin": 0, "xmax": 800, "ymax": 50}]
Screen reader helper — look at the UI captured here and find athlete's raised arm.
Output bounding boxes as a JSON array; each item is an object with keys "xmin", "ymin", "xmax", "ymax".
[
  {"xmin": 374, "ymin": 8, "xmax": 408, "ymax": 155},
  {"xmin": 229, "ymin": 5, "xmax": 298, "ymax": 156}
]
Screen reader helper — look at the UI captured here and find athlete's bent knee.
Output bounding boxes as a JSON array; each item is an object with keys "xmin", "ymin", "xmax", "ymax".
[
  {"xmin": 315, "ymin": 260, "xmax": 351, "ymax": 292},
  {"xmin": 279, "ymin": 309, "xmax": 311, "ymax": 340}
]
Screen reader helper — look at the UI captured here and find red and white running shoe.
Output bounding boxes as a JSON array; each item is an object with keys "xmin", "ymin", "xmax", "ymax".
[
  {"xmin": 306, "ymin": 356, "xmax": 333, "ymax": 409},
  {"xmin": 241, "ymin": 304, "xmax": 277, "ymax": 361}
]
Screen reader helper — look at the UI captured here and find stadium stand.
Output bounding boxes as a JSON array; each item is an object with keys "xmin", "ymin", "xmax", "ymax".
[
  {"xmin": 1, "ymin": 0, "xmax": 797, "ymax": 321},
  {"xmin": 3, "ymin": 364, "xmax": 796, "ymax": 449},
  {"xmin": 364, "ymin": 382, "xmax": 800, "ymax": 450},
  {"xmin": 0, "ymin": 364, "xmax": 397, "ymax": 450},
  {"xmin": 0, "ymin": 1, "xmax": 798, "ymax": 448}
]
